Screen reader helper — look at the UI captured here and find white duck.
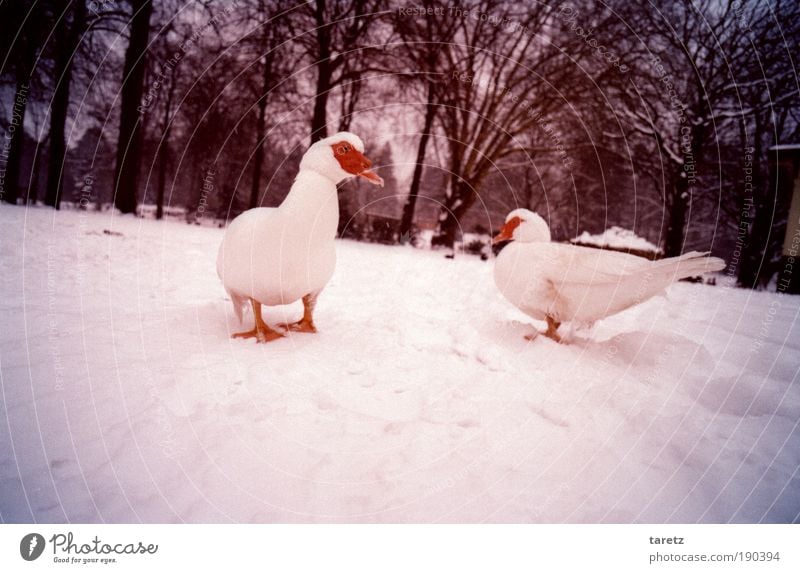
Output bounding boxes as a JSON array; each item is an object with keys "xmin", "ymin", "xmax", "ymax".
[
  {"xmin": 217, "ymin": 132, "xmax": 383, "ymax": 342},
  {"xmin": 492, "ymin": 209, "xmax": 726, "ymax": 342}
]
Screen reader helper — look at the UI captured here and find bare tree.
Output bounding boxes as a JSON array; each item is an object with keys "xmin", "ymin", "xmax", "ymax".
[
  {"xmin": 295, "ymin": 0, "xmax": 387, "ymax": 144},
  {"xmin": 608, "ymin": 2, "xmax": 747, "ymax": 256},
  {"xmin": 392, "ymin": 0, "xmax": 460, "ymax": 241},
  {"xmin": 729, "ymin": 0, "xmax": 800, "ymax": 287},
  {"xmin": 113, "ymin": 0, "xmax": 153, "ymax": 214},
  {"xmin": 151, "ymin": 40, "xmax": 180, "ymax": 220},
  {"xmin": 0, "ymin": 0, "xmax": 49, "ymax": 204},
  {"xmin": 142, "ymin": 2, "xmax": 197, "ymax": 219},
  {"xmin": 44, "ymin": 0, "xmax": 88, "ymax": 209},
  {"xmin": 429, "ymin": 0, "xmax": 608, "ymax": 248},
  {"xmin": 237, "ymin": 0, "xmax": 296, "ymax": 209}
]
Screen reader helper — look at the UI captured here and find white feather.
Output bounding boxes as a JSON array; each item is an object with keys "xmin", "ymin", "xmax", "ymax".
[
  {"xmin": 216, "ymin": 133, "xmax": 366, "ymax": 312},
  {"xmin": 494, "ymin": 210, "xmax": 726, "ymax": 325}
]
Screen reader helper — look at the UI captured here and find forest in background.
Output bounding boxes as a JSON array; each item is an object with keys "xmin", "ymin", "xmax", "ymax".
[{"xmin": 1, "ymin": 0, "xmax": 799, "ymax": 288}]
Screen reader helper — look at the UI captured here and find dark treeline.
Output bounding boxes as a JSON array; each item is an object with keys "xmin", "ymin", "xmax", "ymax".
[{"xmin": 0, "ymin": 0, "xmax": 798, "ymax": 288}]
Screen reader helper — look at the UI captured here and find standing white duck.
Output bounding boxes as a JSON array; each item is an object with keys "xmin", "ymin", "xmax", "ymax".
[
  {"xmin": 492, "ymin": 209, "xmax": 726, "ymax": 342},
  {"xmin": 217, "ymin": 132, "xmax": 383, "ymax": 342}
]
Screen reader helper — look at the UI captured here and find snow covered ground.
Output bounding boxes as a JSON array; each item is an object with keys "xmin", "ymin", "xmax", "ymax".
[{"xmin": 1, "ymin": 205, "xmax": 798, "ymax": 523}]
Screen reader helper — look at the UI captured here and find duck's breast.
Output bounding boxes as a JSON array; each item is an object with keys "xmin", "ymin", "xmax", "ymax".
[
  {"xmin": 493, "ymin": 243, "xmax": 555, "ymax": 320},
  {"xmin": 217, "ymin": 207, "xmax": 336, "ymax": 305}
]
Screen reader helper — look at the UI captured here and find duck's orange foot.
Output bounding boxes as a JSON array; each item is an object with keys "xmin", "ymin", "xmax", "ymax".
[
  {"xmin": 232, "ymin": 327, "xmax": 285, "ymax": 343},
  {"xmin": 523, "ymin": 328, "xmax": 562, "ymax": 343},
  {"xmin": 542, "ymin": 330, "xmax": 562, "ymax": 343},
  {"xmin": 279, "ymin": 320, "xmax": 317, "ymax": 334},
  {"xmin": 232, "ymin": 328, "xmax": 258, "ymax": 339},
  {"xmin": 543, "ymin": 316, "xmax": 562, "ymax": 343}
]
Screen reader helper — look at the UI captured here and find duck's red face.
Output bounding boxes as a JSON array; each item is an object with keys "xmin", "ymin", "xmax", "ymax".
[
  {"xmin": 332, "ymin": 141, "xmax": 384, "ymax": 186},
  {"xmin": 492, "ymin": 216, "xmax": 522, "ymax": 244}
]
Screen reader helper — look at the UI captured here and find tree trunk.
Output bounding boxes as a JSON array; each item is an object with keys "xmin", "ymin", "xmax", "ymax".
[
  {"xmin": 311, "ymin": 65, "xmax": 332, "ymax": 143},
  {"xmin": 734, "ymin": 110, "xmax": 787, "ymax": 290},
  {"xmin": 399, "ymin": 82, "xmax": 436, "ymax": 242},
  {"xmin": 155, "ymin": 69, "xmax": 176, "ymax": 220},
  {"xmin": 2, "ymin": 76, "xmax": 30, "ymax": 204},
  {"xmin": 663, "ymin": 175, "xmax": 690, "ymax": 257},
  {"xmin": 29, "ymin": 139, "xmax": 45, "ymax": 203},
  {"xmin": 310, "ymin": 0, "xmax": 331, "ymax": 144},
  {"xmin": 737, "ymin": 139, "xmax": 784, "ymax": 289},
  {"xmin": 45, "ymin": 0, "xmax": 86, "ymax": 209},
  {"xmin": 155, "ymin": 138, "xmax": 169, "ymax": 220},
  {"xmin": 249, "ymin": 101, "xmax": 267, "ymax": 209},
  {"xmin": 432, "ymin": 178, "xmax": 478, "ymax": 249},
  {"xmin": 663, "ymin": 118, "xmax": 704, "ymax": 258},
  {"xmin": 249, "ymin": 48, "xmax": 274, "ymax": 209},
  {"xmin": 113, "ymin": 0, "xmax": 153, "ymax": 214},
  {"xmin": 338, "ymin": 75, "xmax": 362, "ymax": 132}
]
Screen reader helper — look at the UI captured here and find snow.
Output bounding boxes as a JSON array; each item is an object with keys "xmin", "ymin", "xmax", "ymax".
[
  {"xmin": 1, "ymin": 205, "xmax": 798, "ymax": 523},
  {"xmin": 572, "ymin": 226, "xmax": 662, "ymax": 254}
]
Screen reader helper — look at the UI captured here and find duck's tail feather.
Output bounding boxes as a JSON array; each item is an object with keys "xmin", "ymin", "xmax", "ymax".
[{"xmin": 650, "ymin": 251, "xmax": 726, "ymax": 279}]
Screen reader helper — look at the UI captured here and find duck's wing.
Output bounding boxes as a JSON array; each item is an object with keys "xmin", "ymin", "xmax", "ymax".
[
  {"xmin": 533, "ymin": 243, "xmax": 654, "ymax": 284},
  {"xmin": 494, "ymin": 243, "xmax": 651, "ymax": 321},
  {"xmin": 532, "ymin": 244, "xmax": 724, "ymax": 322}
]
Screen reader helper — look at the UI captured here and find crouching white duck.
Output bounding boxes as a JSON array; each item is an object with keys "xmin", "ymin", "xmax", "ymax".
[
  {"xmin": 217, "ymin": 132, "xmax": 383, "ymax": 342},
  {"xmin": 492, "ymin": 209, "xmax": 726, "ymax": 342}
]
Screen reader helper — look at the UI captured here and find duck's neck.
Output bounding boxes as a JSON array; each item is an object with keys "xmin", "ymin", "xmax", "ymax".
[{"xmin": 280, "ymin": 169, "xmax": 340, "ymax": 237}]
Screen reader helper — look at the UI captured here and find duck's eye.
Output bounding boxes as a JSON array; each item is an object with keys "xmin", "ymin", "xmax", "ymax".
[{"xmin": 342, "ymin": 145, "xmax": 350, "ymax": 153}]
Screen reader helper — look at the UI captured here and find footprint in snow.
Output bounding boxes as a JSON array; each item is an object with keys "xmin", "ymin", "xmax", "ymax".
[
  {"xmin": 48, "ymin": 458, "xmax": 86, "ymax": 481},
  {"xmin": 527, "ymin": 403, "xmax": 569, "ymax": 427},
  {"xmin": 384, "ymin": 422, "xmax": 404, "ymax": 435},
  {"xmin": 314, "ymin": 391, "xmax": 337, "ymax": 411}
]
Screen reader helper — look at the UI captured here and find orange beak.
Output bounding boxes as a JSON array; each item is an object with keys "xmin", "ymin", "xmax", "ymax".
[
  {"xmin": 358, "ymin": 167, "xmax": 384, "ymax": 187},
  {"xmin": 492, "ymin": 228, "xmax": 512, "ymax": 245},
  {"xmin": 352, "ymin": 150, "xmax": 384, "ymax": 187},
  {"xmin": 492, "ymin": 216, "xmax": 521, "ymax": 245}
]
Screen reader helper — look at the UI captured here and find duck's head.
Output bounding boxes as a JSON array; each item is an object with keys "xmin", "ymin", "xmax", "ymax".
[
  {"xmin": 492, "ymin": 209, "xmax": 551, "ymax": 244},
  {"xmin": 299, "ymin": 132, "xmax": 384, "ymax": 187}
]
